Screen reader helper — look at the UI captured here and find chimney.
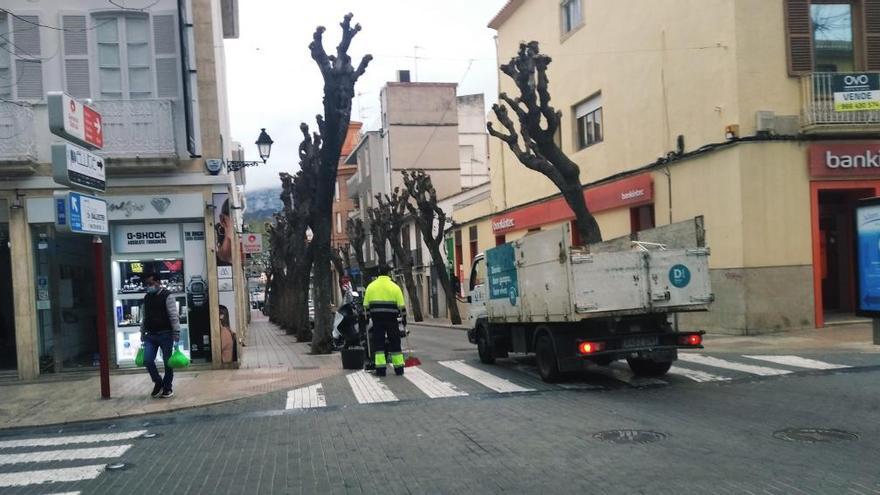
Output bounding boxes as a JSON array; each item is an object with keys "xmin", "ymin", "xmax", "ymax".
[{"xmin": 397, "ymin": 70, "xmax": 411, "ymax": 83}]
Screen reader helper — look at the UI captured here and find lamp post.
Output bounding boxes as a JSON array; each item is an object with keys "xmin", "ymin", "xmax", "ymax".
[{"xmin": 226, "ymin": 128, "xmax": 274, "ymax": 172}]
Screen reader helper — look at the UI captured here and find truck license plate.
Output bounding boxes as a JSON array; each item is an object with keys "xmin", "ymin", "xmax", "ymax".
[{"xmin": 623, "ymin": 336, "xmax": 659, "ymax": 348}]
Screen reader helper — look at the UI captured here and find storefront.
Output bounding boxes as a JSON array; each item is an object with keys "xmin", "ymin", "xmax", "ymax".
[
  {"xmin": 107, "ymin": 193, "xmax": 213, "ymax": 366},
  {"xmin": 809, "ymin": 142, "xmax": 880, "ymax": 327},
  {"xmin": 489, "ymin": 173, "xmax": 654, "ymax": 245}
]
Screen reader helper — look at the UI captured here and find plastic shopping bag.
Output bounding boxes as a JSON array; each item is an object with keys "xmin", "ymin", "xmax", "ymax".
[
  {"xmin": 134, "ymin": 347, "xmax": 145, "ymax": 367},
  {"xmin": 167, "ymin": 345, "xmax": 190, "ymax": 369}
]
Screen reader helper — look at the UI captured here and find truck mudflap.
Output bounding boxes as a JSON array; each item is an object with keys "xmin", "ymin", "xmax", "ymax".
[{"xmin": 557, "ymin": 331, "xmax": 705, "ymax": 372}]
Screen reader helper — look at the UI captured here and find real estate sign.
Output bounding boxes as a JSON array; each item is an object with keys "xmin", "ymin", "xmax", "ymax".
[{"xmin": 832, "ymin": 73, "xmax": 880, "ymax": 112}]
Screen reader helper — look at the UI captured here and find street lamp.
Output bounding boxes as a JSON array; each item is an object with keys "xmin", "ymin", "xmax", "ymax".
[{"xmin": 226, "ymin": 128, "xmax": 274, "ymax": 172}]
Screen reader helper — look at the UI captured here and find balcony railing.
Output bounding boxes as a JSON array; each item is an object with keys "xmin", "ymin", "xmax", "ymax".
[
  {"xmin": 93, "ymin": 99, "xmax": 176, "ymax": 159},
  {"xmin": 801, "ymin": 72, "xmax": 880, "ymax": 130},
  {"xmin": 0, "ymin": 101, "xmax": 37, "ymax": 163}
]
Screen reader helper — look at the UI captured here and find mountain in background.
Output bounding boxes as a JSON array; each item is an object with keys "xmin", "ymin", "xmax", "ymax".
[{"xmin": 244, "ymin": 187, "xmax": 282, "ymax": 224}]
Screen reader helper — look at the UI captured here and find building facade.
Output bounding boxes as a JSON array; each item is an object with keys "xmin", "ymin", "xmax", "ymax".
[
  {"xmin": 450, "ymin": 0, "xmax": 880, "ymax": 335},
  {"xmin": 0, "ymin": 0, "xmax": 248, "ymax": 380}
]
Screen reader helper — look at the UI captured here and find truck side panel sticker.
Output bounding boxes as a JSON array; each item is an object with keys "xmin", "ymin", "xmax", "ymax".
[
  {"xmin": 487, "ymin": 243, "xmax": 518, "ymax": 305},
  {"xmin": 669, "ymin": 264, "xmax": 691, "ymax": 288}
]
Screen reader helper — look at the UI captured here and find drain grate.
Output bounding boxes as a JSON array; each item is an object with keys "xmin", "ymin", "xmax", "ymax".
[
  {"xmin": 773, "ymin": 428, "xmax": 859, "ymax": 443},
  {"xmin": 593, "ymin": 430, "xmax": 666, "ymax": 444}
]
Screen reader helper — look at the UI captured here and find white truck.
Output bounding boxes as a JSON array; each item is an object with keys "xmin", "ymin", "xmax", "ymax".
[{"xmin": 466, "ymin": 223, "xmax": 713, "ymax": 382}]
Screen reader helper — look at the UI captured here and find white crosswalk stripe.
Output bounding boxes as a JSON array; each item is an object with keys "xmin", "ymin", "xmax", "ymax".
[
  {"xmin": 0, "ymin": 444, "xmax": 131, "ymax": 465},
  {"xmin": 439, "ymin": 360, "xmax": 534, "ymax": 393},
  {"xmin": 742, "ymin": 355, "xmax": 850, "ymax": 370},
  {"xmin": 0, "ymin": 430, "xmax": 147, "ymax": 449},
  {"xmin": 677, "ymin": 353, "xmax": 792, "ymax": 376},
  {"xmin": 285, "ymin": 384, "xmax": 327, "ymax": 409},
  {"xmin": 669, "ymin": 366, "xmax": 732, "ymax": 383},
  {"xmin": 0, "ymin": 429, "xmax": 142, "ymax": 490},
  {"xmin": 0, "ymin": 465, "xmax": 105, "ymax": 488},
  {"xmin": 346, "ymin": 370, "xmax": 399, "ymax": 404},
  {"xmin": 403, "ymin": 367, "xmax": 468, "ymax": 398}
]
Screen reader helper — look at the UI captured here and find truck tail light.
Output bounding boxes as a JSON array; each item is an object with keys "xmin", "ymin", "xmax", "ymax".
[
  {"xmin": 678, "ymin": 333, "xmax": 702, "ymax": 346},
  {"xmin": 577, "ymin": 341, "xmax": 605, "ymax": 355}
]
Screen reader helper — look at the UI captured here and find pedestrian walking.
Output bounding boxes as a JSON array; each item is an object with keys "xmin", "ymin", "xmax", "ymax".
[
  {"xmin": 363, "ymin": 266, "xmax": 406, "ymax": 377},
  {"xmin": 140, "ymin": 272, "xmax": 181, "ymax": 398}
]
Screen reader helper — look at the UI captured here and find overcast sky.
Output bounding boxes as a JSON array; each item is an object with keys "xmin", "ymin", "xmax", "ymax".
[{"xmin": 225, "ymin": 0, "xmax": 508, "ymax": 191}]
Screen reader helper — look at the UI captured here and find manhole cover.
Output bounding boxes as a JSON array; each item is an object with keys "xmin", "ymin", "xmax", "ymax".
[
  {"xmin": 593, "ymin": 430, "xmax": 666, "ymax": 444},
  {"xmin": 773, "ymin": 428, "xmax": 858, "ymax": 443}
]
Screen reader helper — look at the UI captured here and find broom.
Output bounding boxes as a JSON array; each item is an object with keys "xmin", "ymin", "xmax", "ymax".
[{"xmin": 403, "ymin": 328, "xmax": 421, "ymax": 367}]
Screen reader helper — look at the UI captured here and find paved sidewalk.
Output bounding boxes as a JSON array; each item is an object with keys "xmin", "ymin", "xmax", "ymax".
[
  {"xmin": 414, "ymin": 318, "xmax": 880, "ymax": 354},
  {"xmin": 0, "ymin": 313, "xmax": 344, "ymax": 430}
]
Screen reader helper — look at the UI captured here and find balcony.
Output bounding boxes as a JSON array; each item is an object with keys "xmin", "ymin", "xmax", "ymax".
[
  {"xmin": 92, "ymin": 99, "xmax": 177, "ymax": 160},
  {"xmin": 346, "ymin": 172, "xmax": 361, "ymax": 199},
  {"xmin": 0, "ymin": 101, "xmax": 37, "ymax": 173},
  {"xmin": 801, "ymin": 72, "xmax": 880, "ymax": 134}
]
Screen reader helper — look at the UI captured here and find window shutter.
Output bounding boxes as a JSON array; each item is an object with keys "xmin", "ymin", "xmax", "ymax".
[
  {"xmin": 152, "ymin": 14, "xmax": 179, "ymax": 98},
  {"xmin": 784, "ymin": 0, "xmax": 813, "ymax": 75},
  {"xmin": 866, "ymin": 0, "xmax": 880, "ymax": 71},
  {"xmin": 62, "ymin": 15, "xmax": 90, "ymax": 98},
  {"xmin": 11, "ymin": 15, "xmax": 43, "ymax": 99}
]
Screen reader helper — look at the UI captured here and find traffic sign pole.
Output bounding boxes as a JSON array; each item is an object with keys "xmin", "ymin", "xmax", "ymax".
[{"xmin": 93, "ymin": 236, "xmax": 110, "ymax": 399}]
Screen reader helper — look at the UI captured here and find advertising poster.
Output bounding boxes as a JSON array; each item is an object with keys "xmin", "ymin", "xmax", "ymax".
[
  {"xmin": 486, "ymin": 243, "xmax": 518, "ymax": 305},
  {"xmin": 856, "ymin": 198, "xmax": 880, "ymax": 316},
  {"xmin": 213, "ymin": 193, "xmax": 233, "ymax": 267}
]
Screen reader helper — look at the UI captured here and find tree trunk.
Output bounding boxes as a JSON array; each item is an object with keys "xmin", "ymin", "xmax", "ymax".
[
  {"xmin": 389, "ymin": 242, "xmax": 423, "ymax": 322},
  {"xmin": 429, "ymin": 244, "xmax": 461, "ymax": 324},
  {"xmin": 561, "ymin": 184, "xmax": 602, "ymax": 245},
  {"xmin": 290, "ymin": 266, "xmax": 312, "ymax": 342},
  {"xmin": 310, "ymin": 219, "xmax": 334, "ymax": 354}
]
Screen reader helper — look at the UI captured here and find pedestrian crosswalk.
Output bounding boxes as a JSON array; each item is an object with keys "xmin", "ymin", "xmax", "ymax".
[
  {"xmin": 0, "ymin": 429, "xmax": 145, "ymax": 490},
  {"xmin": 282, "ymin": 353, "xmax": 857, "ymax": 411}
]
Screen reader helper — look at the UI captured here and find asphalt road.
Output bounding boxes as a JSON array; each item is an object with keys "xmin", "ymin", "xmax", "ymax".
[{"xmin": 1, "ymin": 324, "xmax": 878, "ymax": 494}]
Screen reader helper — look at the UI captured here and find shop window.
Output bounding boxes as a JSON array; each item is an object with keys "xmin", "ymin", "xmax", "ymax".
[
  {"xmin": 574, "ymin": 94, "xmax": 603, "ymax": 150},
  {"xmin": 468, "ymin": 225, "xmax": 478, "ymax": 261},
  {"xmin": 630, "ymin": 204, "xmax": 655, "ymax": 233}
]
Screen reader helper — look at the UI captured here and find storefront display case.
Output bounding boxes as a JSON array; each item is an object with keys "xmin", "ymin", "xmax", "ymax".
[{"xmin": 112, "ymin": 258, "xmax": 191, "ymax": 364}]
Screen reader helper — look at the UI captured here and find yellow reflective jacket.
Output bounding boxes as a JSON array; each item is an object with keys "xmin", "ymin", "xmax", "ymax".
[{"xmin": 364, "ymin": 275, "xmax": 406, "ymax": 318}]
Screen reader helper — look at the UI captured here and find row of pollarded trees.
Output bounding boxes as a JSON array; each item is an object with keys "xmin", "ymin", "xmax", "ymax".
[
  {"xmin": 342, "ymin": 169, "xmax": 463, "ymax": 326},
  {"xmin": 267, "ymin": 13, "xmax": 604, "ymax": 354}
]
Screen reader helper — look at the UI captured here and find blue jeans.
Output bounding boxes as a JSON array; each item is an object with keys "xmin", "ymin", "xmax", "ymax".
[{"xmin": 144, "ymin": 333, "xmax": 174, "ymax": 392}]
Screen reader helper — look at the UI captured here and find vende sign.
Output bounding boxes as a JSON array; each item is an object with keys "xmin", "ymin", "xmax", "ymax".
[
  {"xmin": 48, "ymin": 92, "xmax": 103, "ymax": 150},
  {"xmin": 809, "ymin": 143, "xmax": 880, "ymax": 178},
  {"xmin": 491, "ymin": 173, "xmax": 653, "ymax": 234}
]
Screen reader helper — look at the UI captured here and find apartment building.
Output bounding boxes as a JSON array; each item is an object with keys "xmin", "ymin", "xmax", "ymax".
[
  {"xmin": 450, "ymin": 0, "xmax": 880, "ymax": 335},
  {"xmin": 0, "ymin": 0, "xmax": 247, "ymax": 379}
]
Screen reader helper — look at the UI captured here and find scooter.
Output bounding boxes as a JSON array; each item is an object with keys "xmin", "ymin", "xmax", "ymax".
[{"xmin": 332, "ymin": 292, "xmax": 364, "ymax": 351}]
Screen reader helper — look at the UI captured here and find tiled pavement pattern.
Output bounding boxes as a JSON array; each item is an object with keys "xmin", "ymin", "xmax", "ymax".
[{"xmin": 0, "ymin": 363, "xmax": 877, "ymax": 494}]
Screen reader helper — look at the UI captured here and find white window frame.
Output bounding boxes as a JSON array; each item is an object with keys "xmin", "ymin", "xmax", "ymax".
[
  {"xmin": 335, "ymin": 181, "xmax": 340, "ymax": 202},
  {"xmin": 336, "ymin": 212, "xmax": 343, "ymax": 234},
  {"xmin": 0, "ymin": 14, "xmax": 12, "ymax": 99},
  {"xmin": 561, "ymin": 0, "xmax": 583, "ymax": 35},
  {"xmin": 93, "ymin": 13, "xmax": 155, "ymax": 100},
  {"xmin": 574, "ymin": 93, "xmax": 603, "ymax": 150}
]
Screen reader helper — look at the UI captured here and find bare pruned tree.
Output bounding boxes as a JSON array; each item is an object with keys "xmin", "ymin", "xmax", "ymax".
[
  {"xmin": 307, "ymin": 13, "xmax": 372, "ymax": 354},
  {"xmin": 346, "ymin": 217, "xmax": 366, "ymax": 271},
  {"xmin": 487, "ymin": 41, "xmax": 602, "ymax": 245},
  {"xmin": 402, "ymin": 169, "xmax": 462, "ymax": 324},
  {"xmin": 374, "ymin": 189, "xmax": 424, "ymax": 322},
  {"xmin": 367, "ymin": 207, "xmax": 388, "ymax": 272}
]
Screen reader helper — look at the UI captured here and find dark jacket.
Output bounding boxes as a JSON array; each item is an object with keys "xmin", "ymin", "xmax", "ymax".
[{"xmin": 140, "ymin": 288, "xmax": 181, "ymax": 340}]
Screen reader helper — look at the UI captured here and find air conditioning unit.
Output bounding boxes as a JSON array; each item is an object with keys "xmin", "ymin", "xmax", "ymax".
[{"xmin": 756, "ymin": 111, "xmax": 776, "ymax": 134}]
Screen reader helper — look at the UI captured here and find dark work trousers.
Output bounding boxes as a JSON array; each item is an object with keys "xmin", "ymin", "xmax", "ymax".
[
  {"xmin": 143, "ymin": 332, "xmax": 174, "ymax": 392},
  {"xmin": 371, "ymin": 316, "xmax": 402, "ymax": 376}
]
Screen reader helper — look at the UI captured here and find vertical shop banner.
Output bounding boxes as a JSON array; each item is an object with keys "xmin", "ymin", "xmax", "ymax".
[
  {"xmin": 213, "ymin": 193, "xmax": 233, "ymax": 268},
  {"xmin": 856, "ymin": 198, "xmax": 880, "ymax": 316}
]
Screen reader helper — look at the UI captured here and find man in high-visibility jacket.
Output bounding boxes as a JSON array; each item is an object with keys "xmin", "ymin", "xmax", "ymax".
[{"xmin": 363, "ymin": 268, "xmax": 407, "ymax": 376}]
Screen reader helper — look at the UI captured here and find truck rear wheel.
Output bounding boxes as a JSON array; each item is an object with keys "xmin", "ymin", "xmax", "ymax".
[
  {"xmin": 477, "ymin": 326, "xmax": 495, "ymax": 365},
  {"xmin": 535, "ymin": 335, "xmax": 561, "ymax": 383},
  {"xmin": 627, "ymin": 358, "xmax": 672, "ymax": 377}
]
